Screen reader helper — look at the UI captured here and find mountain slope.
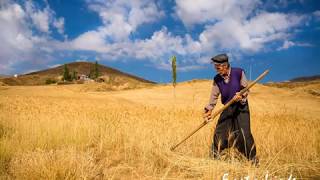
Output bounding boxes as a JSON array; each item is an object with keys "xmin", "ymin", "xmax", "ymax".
[
  {"xmin": 290, "ymin": 75, "xmax": 320, "ymax": 82},
  {"xmin": 0, "ymin": 62, "xmax": 155, "ymax": 86},
  {"xmin": 264, "ymin": 76, "xmax": 320, "ymax": 97}
]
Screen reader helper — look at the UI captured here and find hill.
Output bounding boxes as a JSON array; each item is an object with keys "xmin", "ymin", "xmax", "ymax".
[
  {"xmin": 264, "ymin": 77, "xmax": 320, "ymax": 97},
  {"xmin": 0, "ymin": 74, "xmax": 10, "ymax": 78},
  {"xmin": 0, "ymin": 62, "xmax": 155, "ymax": 87},
  {"xmin": 290, "ymin": 74, "xmax": 320, "ymax": 82}
]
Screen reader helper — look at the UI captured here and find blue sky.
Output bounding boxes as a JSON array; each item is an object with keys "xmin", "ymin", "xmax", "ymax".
[{"xmin": 0, "ymin": 0, "xmax": 319, "ymax": 83}]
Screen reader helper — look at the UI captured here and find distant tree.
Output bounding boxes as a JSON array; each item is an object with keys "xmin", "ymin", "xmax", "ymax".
[
  {"xmin": 94, "ymin": 61, "xmax": 100, "ymax": 79},
  {"xmin": 45, "ymin": 78, "xmax": 56, "ymax": 84},
  {"xmin": 62, "ymin": 64, "xmax": 72, "ymax": 81},
  {"xmin": 89, "ymin": 69, "xmax": 94, "ymax": 79},
  {"xmin": 89, "ymin": 61, "xmax": 100, "ymax": 80},
  {"xmin": 71, "ymin": 70, "xmax": 78, "ymax": 80}
]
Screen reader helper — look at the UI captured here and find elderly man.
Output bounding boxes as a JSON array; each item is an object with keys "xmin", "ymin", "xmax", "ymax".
[{"xmin": 204, "ymin": 53, "xmax": 258, "ymax": 163}]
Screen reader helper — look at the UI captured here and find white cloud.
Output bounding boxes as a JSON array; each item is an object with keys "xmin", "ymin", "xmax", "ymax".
[
  {"xmin": 0, "ymin": 1, "xmax": 33, "ymax": 73},
  {"xmin": 314, "ymin": 10, "xmax": 320, "ymax": 17},
  {"xmin": 53, "ymin": 17, "xmax": 65, "ymax": 34},
  {"xmin": 178, "ymin": 65, "xmax": 204, "ymax": 72},
  {"xmin": 175, "ymin": 0, "xmax": 260, "ymax": 26},
  {"xmin": 75, "ymin": 59, "xmax": 88, "ymax": 62},
  {"xmin": 85, "ymin": 0, "xmax": 164, "ymax": 42},
  {"xmin": 277, "ymin": 40, "xmax": 313, "ymax": 51},
  {"xmin": 173, "ymin": 0, "xmax": 306, "ymax": 55},
  {"xmin": 71, "ymin": 28, "xmax": 109, "ymax": 52},
  {"xmin": 157, "ymin": 62, "xmax": 204, "ymax": 72},
  {"xmin": 31, "ymin": 9, "xmax": 50, "ymax": 33},
  {"xmin": 67, "ymin": 0, "xmax": 166, "ymax": 62},
  {"xmin": 245, "ymin": 12, "xmax": 304, "ymax": 36},
  {"xmin": 199, "ymin": 19, "xmax": 255, "ymax": 52},
  {"xmin": 278, "ymin": 40, "xmax": 295, "ymax": 50},
  {"xmin": 48, "ymin": 63, "xmax": 61, "ymax": 68},
  {"xmin": 0, "ymin": 0, "xmax": 65, "ymax": 74},
  {"xmin": 313, "ymin": 10, "xmax": 320, "ymax": 21},
  {"xmin": 69, "ymin": 25, "xmax": 189, "ymax": 62},
  {"xmin": 0, "ymin": 0, "xmax": 312, "ymax": 74},
  {"xmin": 67, "ymin": 8, "xmax": 306, "ymax": 71},
  {"xmin": 25, "ymin": 0, "xmax": 65, "ymax": 35},
  {"xmin": 185, "ymin": 12, "xmax": 305, "ymax": 54},
  {"xmin": 25, "ymin": 1, "xmax": 52, "ymax": 33},
  {"xmin": 133, "ymin": 27, "xmax": 187, "ymax": 59}
]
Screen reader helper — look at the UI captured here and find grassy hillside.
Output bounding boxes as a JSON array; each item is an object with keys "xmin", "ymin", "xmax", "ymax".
[
  {"xmin": 290, "ymin": 75, "xmax": 320, "ymax": 82},
  {"xmin": 264, "ymin": 80, "xmax": 320, "ymax": 96},
  {"xmin": 0, "ymin": 62, "xmax": 155, "ymax": 86},
  {"xmin": 0, "ymin": 81, "xmax": 319, "ymax": 179}
]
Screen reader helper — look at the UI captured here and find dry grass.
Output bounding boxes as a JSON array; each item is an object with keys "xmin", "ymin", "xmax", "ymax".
[
  {"xmin": 265, "ymin": 80, "xmax": 320, "ymax": 97},
  {"xmin": 0, "ymin": 81, "xmax": 319, "ymax": 179}
]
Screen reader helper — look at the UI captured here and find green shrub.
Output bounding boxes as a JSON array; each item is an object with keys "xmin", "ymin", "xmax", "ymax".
[{"xmin": 45, "ymin": 79, "xmax": 56, "ymax": 84}]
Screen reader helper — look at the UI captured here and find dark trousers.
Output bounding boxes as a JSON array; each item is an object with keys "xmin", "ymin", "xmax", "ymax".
[{"xmin": 211, "ymin": 102, "xmax": 256, "ymax": 160}]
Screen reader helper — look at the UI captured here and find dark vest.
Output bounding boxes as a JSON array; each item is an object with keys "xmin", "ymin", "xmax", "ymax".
[{"xmin": 214, "ymin": 67, "xmax": 244, "ymax": 104}]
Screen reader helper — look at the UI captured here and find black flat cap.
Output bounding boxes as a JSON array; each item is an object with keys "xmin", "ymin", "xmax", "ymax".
[{"xmin": 211, "ymin": 53, "xmax": 228, "ymax": 63}]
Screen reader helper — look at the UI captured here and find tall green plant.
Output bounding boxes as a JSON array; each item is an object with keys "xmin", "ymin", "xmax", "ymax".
[
  {"xmin": 62, "ymin": 64, "xmax": 71, "ymax": 81},
  {"xmin": 71, "ymin": 71, "xmax": 77, "ymax": 80},
  {"xmin": 94, "ymin": 61, "xmax": 100, "ymax": 79},
  {"xmin": 171, "ymin": 56, "xmax": 177, "ymax": 121},
  {"xmin": 171, "ymin": 56, "xmax": 177, "ymax": 88}
]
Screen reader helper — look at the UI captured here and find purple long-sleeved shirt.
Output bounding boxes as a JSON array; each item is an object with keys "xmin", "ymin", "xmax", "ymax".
[{"xmin": 205, "ymin": 67, "xmax": 249, "ymax": 111}]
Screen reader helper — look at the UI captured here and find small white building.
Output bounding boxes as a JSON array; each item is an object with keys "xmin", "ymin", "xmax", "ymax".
[
  {"xmin": 79, "ymin": 74, "xmax": 92, "ymax": 81},
  {"xmin": 14, "ymin": 74, "xmax": 18, "ymax": 78},
  {"xmin": 79, "ymin": 74, "xmax": 87, "ymax": 80}
]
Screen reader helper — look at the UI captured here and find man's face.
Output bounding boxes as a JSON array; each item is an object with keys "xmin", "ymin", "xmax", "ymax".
[{"xmin": 213, "ymin": 63, "xmax": 229, "ymax": 76}]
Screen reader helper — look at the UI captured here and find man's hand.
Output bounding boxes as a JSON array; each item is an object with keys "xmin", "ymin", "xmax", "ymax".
[
  {"xmin": 233, "ymin": 92, "xmax": 243, "ymax": 102},
  {"xmin": 203, "ymin": 109, "xmax": 212, "ymax": 123}
]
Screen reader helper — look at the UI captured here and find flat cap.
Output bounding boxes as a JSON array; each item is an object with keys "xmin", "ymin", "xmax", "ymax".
[{"xmin": 211, "ymin": 53, "xmax": 228, "ymax": 63}]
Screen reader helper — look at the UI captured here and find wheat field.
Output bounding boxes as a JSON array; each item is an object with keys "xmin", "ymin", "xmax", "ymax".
[{"xmin": 0, "ymin": 81, "xmax": 319, "ymax": 179}]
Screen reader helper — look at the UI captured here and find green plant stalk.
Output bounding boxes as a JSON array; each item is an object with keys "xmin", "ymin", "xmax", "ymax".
[{"xmin": 171, "ymin": 56, "xmax": 176, "ymax": 88}]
